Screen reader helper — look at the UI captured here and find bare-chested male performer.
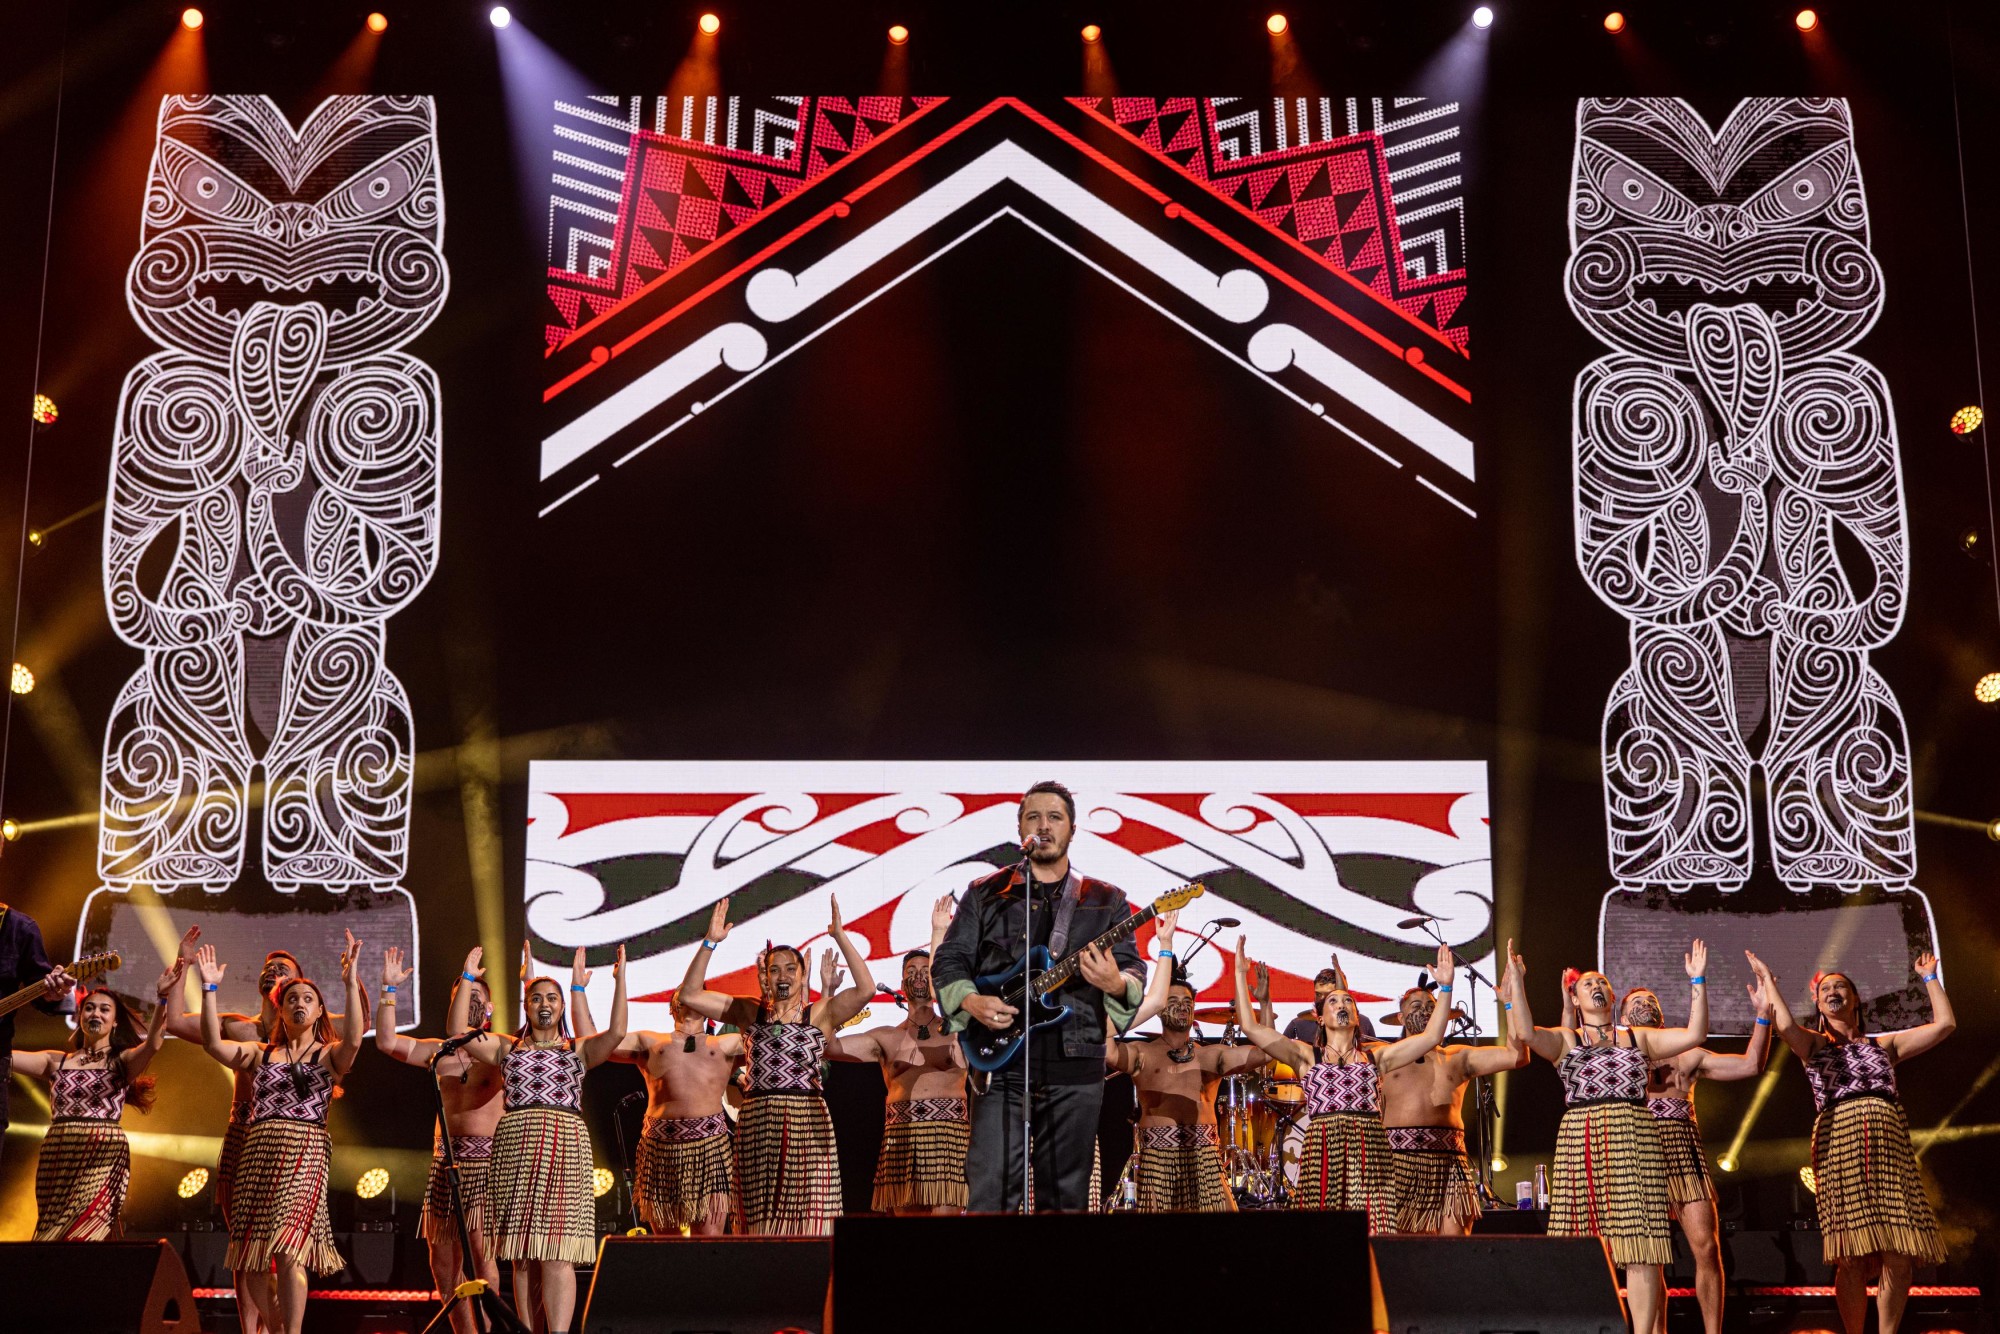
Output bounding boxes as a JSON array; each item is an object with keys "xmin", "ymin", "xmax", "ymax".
[
  {"xmin": 375, "ymin": 946, "xmax": 503, "ymax": 1334},
  {"xmin": 1108, "ymin": 912, "xmax": 1265, "ymax": 1213},
  {"xmin": 828, "ymin": 895, "xmax": 968, "ymax": 1215},
  {"xmin": 1376, "ymin": 946, "xmax": 1527, "ymax": 1234}
]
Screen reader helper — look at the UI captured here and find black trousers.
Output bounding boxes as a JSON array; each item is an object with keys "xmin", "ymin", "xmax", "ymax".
[{"xmin": 968, "ymin": 1073, "xmax": 1103, "ymax": 1213}]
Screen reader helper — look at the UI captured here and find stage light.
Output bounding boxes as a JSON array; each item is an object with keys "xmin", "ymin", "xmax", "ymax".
[
  {"xmin": 1795, "ymin": 8, "xmax": 1818, "ymax": 31},
  {"xmin": 1081, "ymin": 23, "xmax": 1102, "ymax": 43},
  {"xmin": 888, "ymin": 23, "xmax": 908, "ymax": 44},
  {"xmin": 1962, "ymin": 528, "xmax": 1984, "ymax": 558},
  {"xmin": 355, "ymin": 1167, "xmax": 390, "ymax": 1199},
  {"xmin": 181, "ymin": 8, "xmax": 203, "ymax": 30},
  {"xmin": 1986, "ymin": 818, "xmax": 2000, "ymax": 843},
  {"xmin": 698, "ymin": 12, "xmax": 720, "ymax": 34},
  {"xmin": 1604, "ymin": 11, "xmax": 1626, "ymax": 32},
  {"xmin": 1, "ymin": 820, "xmax": 17, "ymax": 844},
  {"xmin": 10, "ymin": 664, "xmax": 33, "ymax": 696},
  {"xmin": 30, "ymin": 394, "xmax": 56, "ymax": 426},
  {"xmin": 367, "ymin": 12, "xmax": 388, "ymax": 32},
  {"xmin": 593, "ymin": 1167, "xmax": 615, "ymax": 1198},
  {"xmin": 25, "ymin": 529, "xmax": 42, "ymax": 548},
  {"xmin": 1266, "ymin": 13, "xmax": 1289, "ymax": 35},
  {"xmin": 1490, "ymin": 1155, "xmax": 1507, "ymax": 1172},
  {"xmin": 1952, "ymin": 405, "xmax": 1984, "ymax": 434},
  {"xmin": 488, "ymin": 6, "xmax": 510, "ymax": 28},
  {"xmin": 1718, "ymin": 1155, "xmax": 1738, "ymax": 1172},
  {"xmin": 1799, "ymin": 1165, "xmax": 1817, "ymax": 1194},
  {"xmin": 1976, "ymin": 672, "xmax": 2000, "ymax": 705},
  {"xmin": 1473, "ymin": 6, "xmax": 1495, "ymax": 27},
  {"xmin": 178, "ymin": 1167, "xmax": 210, "ymax": 1199}
]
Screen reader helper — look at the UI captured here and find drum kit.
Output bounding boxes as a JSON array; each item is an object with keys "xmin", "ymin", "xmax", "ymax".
[{"xmin": 1189, "ymin": 1006, "xmax": 1307, "ymax": 1208}]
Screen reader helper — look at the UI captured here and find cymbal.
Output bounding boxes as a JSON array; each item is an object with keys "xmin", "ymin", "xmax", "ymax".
[{"xmin": 1190, "ymin": 1006, "xmax": 1240, "ymax": 1023}]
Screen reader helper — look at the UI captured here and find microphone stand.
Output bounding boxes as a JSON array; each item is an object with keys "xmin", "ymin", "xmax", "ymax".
[
  {"xmin": 421, "ymin": 1035, "xmax": 526, "ymax": 1334},
  {"xmin": 1017, "ymin": 847, "xmax": 1034, "ymax": 1216},
  {"xmin": 1408, "ymin": 916, "xmax": 1504, "ymax": 1204},
  {"xmin": 612, "ymin": 1090, "xmax": 645, "ymax": 1232}
]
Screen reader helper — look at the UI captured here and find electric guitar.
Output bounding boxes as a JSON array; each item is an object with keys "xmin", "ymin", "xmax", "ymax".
[
  {"xmin": 959, "ymin": 882, "xmax": 1205, "ymax": 1073},
  {"xmin": 0, "ymin": 951, "xmax": 122, "ymax": 1021}
]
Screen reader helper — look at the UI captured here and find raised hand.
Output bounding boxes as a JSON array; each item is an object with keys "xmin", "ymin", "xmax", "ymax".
[
  {"xmin": 1743, "ymin": 950, "xmax": 1773, "ymax": 985},
  {"xmin": 195, "ymin": 944, "xmax": 227, "ymax": 988},
  {"xmin": 463, "ymin": 947, "xmax": 486, "ymax": 982},
  {"xmin": 1155, "ymin": 908, "xmax": 1179, "ymax": 952},
  {"xmin": 1746, "ymin": 969, "xmax": 1769, "ymax": 1015},
  {"xmin": 1234, "ymin": 935, "xmax": 1252, "ymax": 978},
  {"xmin": 1329, "ymin": 951, "xmax": 1349, "ymax": 990},
  {"xmin": 571, "ymin": 947, "xmax": 593, "ymax": 991},
  {"xmin": 613, "ymin": 944, "xmax": 626, "ymax": 978},
  {"xmin": 519, "ymin": 940, "xmax": 531, "ymax": 984},
  {"xmin": 828, "ymin": 894, "xmax": 845, "ymax": 937},
  {"xmin": 156, "ymin": 956, "xmax": 189, "ymax": 1000},
  {"xmin": 340, "ymin": 929, "xmax": 364, "ymax": 983},
  {"xmin": 1507, "ymin": 938, "xmax": 1525, "ymax": 987},
  {"xmin": 1251, "ymin": 960, "xmax": 1271, "ymax": 1006},
  {"xmin": 174, "ymin": 925, "xmax": 202, "ymax": 963},
  {"xmin": 1916, "ymin": 951, "xmax": 1940, "ymax": 980},
  {"xmin": 383, "ymin": 947, "xmax": 411, "ymax": 990},
  {"xmin": 819, "ymin": 948, "xmax": 839, "ymax": 995},
  {"xmin": 931, "ymin": 894, "xmax": 955, "ymax": 935},
  {"xmin": 1684, "ymin": 938, "xmax": 1708, "ymax": 981},
  {"xmin": 1433, "ymin": 942, "xmax": 1456, "ymax": 991},
  {"xmin": 705, "ymin": 898, "xmax": 733, "ymax": 945}
]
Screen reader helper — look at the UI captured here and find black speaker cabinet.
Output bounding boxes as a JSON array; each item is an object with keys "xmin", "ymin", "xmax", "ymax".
[
  {"xmin": 1371, "ymin": 1235, "xmax": 1627, "ymax": 1334},
  {"xmin": 581, "ymin": 1234, "xmax": 833, "ymax": 1334},
  {"xmin": 834, "ymin": 1212, "xmax": 1378, "ymax": 1334},
  {"xmin": 0, "ymin": 1241, "xmax": 199, "ymax": 1334}
]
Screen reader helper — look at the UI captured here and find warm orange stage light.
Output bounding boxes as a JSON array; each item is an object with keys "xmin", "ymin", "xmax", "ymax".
[
  {"xmin": 1795, "ymin": 8, "xmax": 1818, "ymax": 30},
  {"xmin": 888, "ymin": 24, "xmax": 909, "ymax": 44},
  {"xmin": 698, "ymin": 12, "xmax": 720, "ymax": 35},
  {"xmin": 1081, "ymin": 23, "xmax": 1102, "ymax": 43},
  {"xmin": 1266, "ymin": 13, "xmax": 1289, "ymax": 35},
  {"xmin": 367, "ymin": 12, "xmax": 388, "ymax": 32},
  {"xmin": 180, "ymin": 7, "xmax": 203, "ymax": 29},
  {"xmin": 1603, "ymin": 11, "xmax": 1626, "ymax": 32}
]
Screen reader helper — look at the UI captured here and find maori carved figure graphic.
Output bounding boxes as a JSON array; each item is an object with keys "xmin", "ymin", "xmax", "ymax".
[
  {"xmin": 103, "ymin": 96, "xmax": 446, "ymax": 895},
  {"xmin": 1567, "ymin": 101, "xmax": 1917, "ymax": 915}
]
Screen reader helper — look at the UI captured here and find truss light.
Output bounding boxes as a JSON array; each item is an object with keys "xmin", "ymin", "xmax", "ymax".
[
  {"xmin": 1952, "ymin": 405, "xmax": 1984, "ymax": 434},
  {"xmin": 1795, "ymin": 8, "xmax": 1818, "ymax": 31},
  {"xmin": 1604, "ymin": 11, "xmax": 1626, "ymax": 32},
  {"xmin": 698, "ymin": 12, "xmax": 720, "ymax": 35},
  {"xmin": 181, "ymin": 8, "xmax": 203, "ymax": 30},
  {"xmin": 177, "ymin": 1167, "xmax": 210, "ymax": 1198},
  {"xmin": 488, "ymin": 7, "xmax": 510, "ymax": 28},
  {"xmin": 1266, "ymin": 14, "xmax": 1288, "ymax": 35},
  {"xmin": 1081, "ymin": 23, "xmax": 1101, "ymax": 42},
  {"xmin": 1473, "ymin": 6, "xmax": 1495, "ymax": 27},
  {"xmin": 1977, "ymin": 672, "xmax": 2000, "ymax": 705}
]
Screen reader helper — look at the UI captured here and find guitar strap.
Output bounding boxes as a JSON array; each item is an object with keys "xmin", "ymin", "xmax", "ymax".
[{"xmin": 1046, "ymin": 871, "xmax": 1084, "ymax": 960}]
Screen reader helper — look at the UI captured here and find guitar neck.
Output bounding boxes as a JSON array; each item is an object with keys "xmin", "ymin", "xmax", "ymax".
[
  {"xmin": 1037, "ymin": 904, "xmax": 1156, "ymax": 996},
  {"xmin": 0, "ymin": 977, "xmax": 54, "ymax": 1022}
]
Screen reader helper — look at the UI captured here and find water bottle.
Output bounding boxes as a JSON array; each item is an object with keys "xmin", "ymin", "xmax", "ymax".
[
  {"xmin": 1120, "ymin": 1174, "xmax": 1137, "ymax": 1210},
  {"xmin": 1515, "ymin": 1179, "xmax": 1533, "ymax": 1209},
  {"xmin": 1534, "ymin": 1163, "xmax": 1549, "ymax": 1210}
]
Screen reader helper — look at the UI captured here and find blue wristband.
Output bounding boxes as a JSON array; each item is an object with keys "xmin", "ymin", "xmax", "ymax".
[
  {"xmin": 203, "ymin": 983, "xmax": 219, "ymax": 993},
  {"xmin": 1157, "ymin": 949, "xmax": 1176, "ymax": 960},
  {"xmin": 1922, "ymin": 972, "xmax": 1939, "ymax": 984},
  {"xmin": 462, "ymin": 971, "xmax": 478, "ymax": 983},
  {"xmin": 700, "ymin": 939, "xmax": 719, "ymax": 952},
  {"xmin": 571, "ymin": 984, "xmax": 587, "ymax": 993},
  {"xmin": 382, "ymin": 985, "xmax": 397, "ymax": 995},
  {"xmin": 1438, "ymin": 983, "xmax": 1452, "ymax": 992},
  {"xmin": 1690, "ymin": 976, "xmax": 1706, "ymax": 986},
  {"xmin": 1501, "ymin": 1001, "xmax": 1513, "ymax": 1011},
  {"xmin": 1755, "ymin": 1016, "xmax": 1771, "ymax": 1026}
]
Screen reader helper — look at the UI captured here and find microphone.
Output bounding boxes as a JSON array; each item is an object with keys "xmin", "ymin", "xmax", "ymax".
[
  {"xmin": 616, "ymin": 1090, "xmax": 646, "ymax": 1109},
  {"xmin": 1397, "ymin": 913, "xmax": 1439, "ymax": 930},
  {"xmin": 1019, "ymin": 833, "xmax": 1044, "ymax": 857},
  {"xmin": 1209, "ymin": 917, "xmax": 1242, "ymax": 929},
  {"xmin": 876, "ymin": 985, "xmax": 908, "ymax": 1006}
]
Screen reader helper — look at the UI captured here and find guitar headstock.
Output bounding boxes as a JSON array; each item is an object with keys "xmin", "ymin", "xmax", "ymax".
[
  {"xmin": 67, "ymin": 952, "xmax": 122, "ymax": 984},
  {"xmin": 1152, "ymin": 882, "xmax": 1205, "ymax": 913}
]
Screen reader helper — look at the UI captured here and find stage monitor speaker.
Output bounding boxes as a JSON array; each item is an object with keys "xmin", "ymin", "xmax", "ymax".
[
  {"xmin": 1371, "ymin": 1235, "xmax": 1626, "ymax": 1334},
  {"xmin": 834, "ymin": 1212, "xmax": 1378, "ymax": 1334},
  {"xmin": 581, "ymin": 1235, "xmax": 832, "ymax": 1334},
  {"xmin": 0, "ymin": 1240, "xmax": 198, "ymax": 1334}
]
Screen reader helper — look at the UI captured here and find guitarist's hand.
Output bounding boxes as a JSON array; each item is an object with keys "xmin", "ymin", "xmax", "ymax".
[
  {"xmin": 961, "ymin": 994, "xmax": 1018, "ymax": 1031},
  {"xmin": 1079, "ymin": 943, "xmax": 1126, "ymax": 995},
  {"xmin": 42, "ymin": 966, "xmax": 76, "ymax": 999}
]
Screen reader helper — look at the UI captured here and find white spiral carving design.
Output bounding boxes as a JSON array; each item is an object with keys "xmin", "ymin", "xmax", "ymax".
[
  {"xmin": 102, "ymin": 96, "xmax": 447, "ymax": 893},
  {"xmin": 1567, "ymin": 98, "xmax": 1913, "ymax": 893}
]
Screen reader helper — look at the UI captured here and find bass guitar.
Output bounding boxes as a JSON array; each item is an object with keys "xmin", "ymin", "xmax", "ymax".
[
  {"xmin": 959, "ymin": 882, "xmax": 1204, "ymax": 1073},
  {"xmin": 0, "ymin": 951, "xmax": 122, "ymax": 1021}
]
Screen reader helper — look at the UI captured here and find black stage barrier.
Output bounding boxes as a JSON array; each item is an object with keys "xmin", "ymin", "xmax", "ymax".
[
  {"xmin": 1372, "ymin": 1236, "xmax": 1626, "ymax": 1334},
  {"xmin": 0, "ymin": 1240, "xmax": 199, "ymax": 1334},
  {"xmin": 834, "ymin": 1211, "xmax": 1377, "ymax": 1334},
  {"xmin": 581, "ymin": 1234, "xmax": 832, "ymax": 1334}
]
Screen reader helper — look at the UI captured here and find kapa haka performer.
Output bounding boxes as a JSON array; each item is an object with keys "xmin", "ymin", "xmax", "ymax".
[
  {"xmin": 374, "ymin": 946, "xmax": 503, "ymax": 1334},
  {"xmin": 679, "ymin": 896, "xmax": 874, "ymax": 1235},
  {"xmin": 828, "ymin": 895, "xmax": 969, "ymax": 1215},
  {"xmin": 194, "ymin": 938, "xmax": 366, "ymax": 1334},
  {"xmin": 1376, "ymin": 943, "xmax": 1527, "ymax": 1236},
  {"xmin": 1522, "ymin": 942, "xmax": 1709, "ymax": 1334},
  {"xmin": 14, "ymin": 958, "xmax": 183, "ymax": 1239},
  {"xmin": 931, "ymin": 780, "xmax": 1146, "ymax": 1213},
  {"xmin": 1751, "ymin": 950, "xmax": 1950, "ymax": 1334},
  {"xmin": 1234, "ymin": 936, "xmax": 1455, "ymax": 1231}
]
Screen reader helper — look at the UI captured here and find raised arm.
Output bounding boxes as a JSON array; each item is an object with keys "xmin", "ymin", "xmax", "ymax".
[
  {"xmin": 327, "ymin": 932, "xmax": 366, "ymax": 1077},
  {"xmin": 1125, "ymin": 908, "xmax": 1180, "ymax": 1030},
  {"xmin": 1881, "ymin": 952, "xmax": 1955, "ymax": 1064},
  {"xmin": 1462, "ymin": 946, "xmax": 1531, "ymax": 1075},
  {"xmin": 1234, "ymin": 937, "xmax": 1313, "ymax": 1068},
  {"xmin": 580, "ymin": 947, "xmax": 628, "ymax": 1068},
  {"xmin": 1693, "ymin": 970, "xmax": 1774, "ymax": 1081},
  {"xmin": 1254, "ymin": 958, "xmax": 1275, "ymax": 1029},
  {"xmin": 374, "ymin": 947, "xmax": 443, "ymax": 1066},
  {"xmin": 812, "ymin": 896, "xmax": 876, "ymax": 1034},
  {"xmin": 929, "ymin": 894, "xmax": 954, "ymax": 959},
  {"xmin": 124, "ymin": 959, "xmax": 188, "ymax": 1080},
  {"xmin": 1743, "ymin": 951, "xmax": 1814, "ymax": 1061},
  {"xmin": 679, "ymin": 898, "xmax": 761, "ymax": 1028},
  {"xmin": 1631, "ymin": 938, "xmax": 1709, "ymax": 1063},
  {"xmin": 1376, "ymin": 944, "xmax": 1456, "ymax": 1072},
  {"xmin": 568, "ymin": 947, "xmax": 599, "ymax": 1040},
  {"xmin": 195, "ymin": 947, "xmax": 261, "ymax": 1071}
]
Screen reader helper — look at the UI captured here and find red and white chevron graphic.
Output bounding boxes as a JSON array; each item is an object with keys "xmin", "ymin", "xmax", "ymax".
[{"xmin": 527, "ymin": 761, "xmax": 1493, "ymax": 1035}]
